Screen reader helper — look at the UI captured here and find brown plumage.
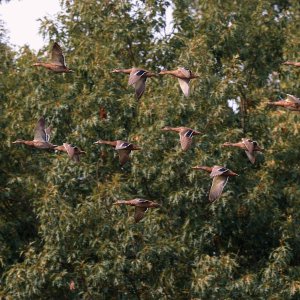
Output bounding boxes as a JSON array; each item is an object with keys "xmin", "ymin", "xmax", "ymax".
[
  {"xmin": 55, "ymin": 143, "xmax": 86, "ymax": 162},
  {"xmin": 99, "ymin": 107, "xmax": 107, "ymax": 120},
  {"xmin": 94, "ymin": 139, "xmax": 141, "ymax": 166},
  {"xmin": 222, "ymin": 138, "xmax": 263, "ymax": 164},
  {"xmin": 283, "ymin": 61, "xmax": 300, "ymax": 67},
  {"xmin": 159, "ymin": 67, "xmax": 199, "ymax": 97},
  {"xmin": 112, "ymin": 67, "xmax": 157, "ymax": 100},
  {"xmin": 192, "ymin": 165, "xmax": 238, "ymax": 203},
  {"xmin": 12, "ymin": 117, "xmax": 57, "ymax": 150},
  {"xmin": 113, "ymin": 198, "xmax": 160, "ymax": 223},
  {"xmin": 161, "ymin": 126, "xmax": 201, "ymax": 151},
  {"xmin": 33, "ymin": 42, "xmax": 73, "ymax": 73},
  {"xmin": 267, "ymin": 94, "xmax": 300, "ymax": 111}
]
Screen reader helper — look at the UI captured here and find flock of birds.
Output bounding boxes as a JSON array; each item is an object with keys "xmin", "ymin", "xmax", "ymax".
[{"xmin": 12, "ymin": 42, "xmax": 300, "ymax": 223}]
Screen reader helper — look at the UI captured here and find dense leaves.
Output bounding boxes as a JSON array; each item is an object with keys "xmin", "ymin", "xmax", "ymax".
[{"xmin": 0, "ymin": 0, "xmax": 300, "ymax": 299}]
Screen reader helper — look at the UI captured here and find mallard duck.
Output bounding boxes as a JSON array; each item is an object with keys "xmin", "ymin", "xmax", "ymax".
[
  {"xmin": 55, "ymin": 143, "xmax": 86, "ymax": 162},
  {"xmin": 33, "ymin": 42, "xmax": 73, "ymax": 73},
  {"xmin": 12, "ymin": 117, "xmax": 57, "ymax": 149},
  {"xmin": 159, "ymin": 67, "xmax": 199, "ymax": 97},
  {"xmin": 113, "ymin": 198, "xmax": 160, "ymax": 223},
  {"xmin": 222, "ymin": 138, "xmax": 263, "ymax": 164},
  {"xmin": 112, "ymin": 67, "xmax": 157, "ymax": 100},
  {"xmin": 283, "ymin": 61, "xmax": 300, "ymax": 67},
  {"xmin": 161, "ymin": 126, "xmax": 201, "ymax": 151},
  {"xmin": 192, "ymin": 165, "xmax": 238, "ymax": 203},
  {"xmin": 94, "ymin": 139, "xmax": 141, "ymax": 166},
  {"xmin": 267, "ymin": 94, "xmax": 300, "ymax": 111}
]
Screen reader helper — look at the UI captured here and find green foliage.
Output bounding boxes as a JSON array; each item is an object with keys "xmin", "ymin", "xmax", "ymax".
[{"xmin": 0, "ymin": 0, "xmax": 300, "ymax": 299}]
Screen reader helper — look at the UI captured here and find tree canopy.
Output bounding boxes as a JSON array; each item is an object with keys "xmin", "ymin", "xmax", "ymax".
[{"xmin": 0, "ymin": 0, "xmax": 300, "ymax": 299}]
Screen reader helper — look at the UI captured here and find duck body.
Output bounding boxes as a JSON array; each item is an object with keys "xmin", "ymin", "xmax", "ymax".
[
  {"xmin": 13, "ymin": 139, "xmax": 57, "ymax": 149},
  {"xmin": 114, "ymin": 198, "xmax": 160, "ymax": 223},
  {"xmin": 33, "ymin": 62, "xmax": 72, "ymax": 73},
  {"xmin": 222, "ymin": 138, "xmax": 263, "ymax": 164}
]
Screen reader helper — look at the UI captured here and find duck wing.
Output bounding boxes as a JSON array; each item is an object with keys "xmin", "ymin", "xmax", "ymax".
[
  {"xmin": 178, "ymin": 78, "xmax": 190, "ymax": 97},
  {"xmin": 63, "ymin": 143, "xmax": 74, "ymax": 157},
  {"xmin": 245, "ymin": 150, "xmax": 255, "ymax": 164},
  {"xmin": 134, "ymin": 206, "xmax": 148, "ymax": 223},
  {"xmin": 242, "ymin": 138, "xmax": 255, "ymax": 163},
  {"xmin": 134, "ymin": 77, "xmax": 146, "ymax": 100},
  {"xmin": 179, "ymin": 129, "xmax": 193, "ymax": 151},
  {"xmin": 209, "ymin": 175, "xmax": 228, "ymax": 203},
  {"xmin": 51, "ymin": 42, "xmax": 65, "ymax": 66},
  {"xmin": 286, "ymin": 94, "xmax": 300, "ymax": 104},
  {"xmin": 117, "ymin": 149, "xmax": 131, "ymax": 166},
  {"xmin": 34, "ymin": 117, "xmax": 47, "ymax": 142}
]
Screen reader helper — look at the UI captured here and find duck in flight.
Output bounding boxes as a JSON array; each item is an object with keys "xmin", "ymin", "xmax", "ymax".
[
  {"xmin": 12, "ymin": 117, "xmax": 57, "ymax": 150},
  {"xmin": 222, "ymin": 138, "xmax": 263, "ymax": 164},
  {"xmin": 113, "ymin": 198, "xmax": 160, "ymax": 223},
  {"xmin": 159, "ymin": 67, "xmax": 199, "ymax": 97},
  {"xmin": 161, "ymin": 126, "xmax": 201, "ymax": 151},
  {"xmin": 192, "ymin": 165, "xmax": 238, "ymax": 203},
  {"xmin": 33, "ymin": 42, "xmax": 73, "ymax": 73},
  {"xmin": 55, "ymin": 143, "xmax": 86, "ymax": 162}
]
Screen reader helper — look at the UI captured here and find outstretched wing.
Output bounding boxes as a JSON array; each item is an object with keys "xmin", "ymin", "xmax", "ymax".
[
  {"xmin": 134, "ymin": 78, "xmax": 146, "ymax": 100},
  {"xmin": 209, "ymin": 175, "xmax": 228, "ymax": 203},
  {"xmin": 179, "ymin": 129, "xmax": 193, "ymax": 151},
  {"xmin": 51, "ymin": 42, "xmax": 65, "ymax": 66},
  {"xmin": 178, "ymin": 78, "xmax": 190, "ymax": 97},
  {"xmin": 242, "ymin": 138, "xmax": 256, "ymax": 163},
  {"xmin": 245, "ymin": 150, "xmax": 255, "ymax": 164},
  {"xmin": 44, "ymin": 127, "xmax": 52, "ymax": 142},
  {"xmin": 286, "ymin": 94, "xmax": 300, "ymax": 104},
  {"xmin": 134, "ymin": 206, "xmax": 148, "ymax": 223},
  {"xmin": 63, "ymin": 143, "xmax": 75, "ymax": 158},
  {"xmin": 242, "ymin": 138, "xmax": 254, "ymax": 154},
  {"xmin": 34, "ymin": 117, "xmax": 47, "ymax": 142},
  {"xmin": 117, "ymin": 149, "xmax": 131, "ymax": 166}
]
